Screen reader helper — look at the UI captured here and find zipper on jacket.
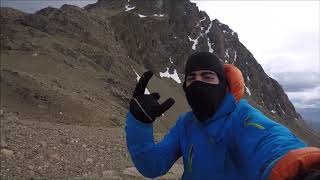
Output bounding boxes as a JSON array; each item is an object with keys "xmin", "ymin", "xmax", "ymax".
[{"xmin": 188, "ymin": 144, "xmax": 194, "ymax": 173}]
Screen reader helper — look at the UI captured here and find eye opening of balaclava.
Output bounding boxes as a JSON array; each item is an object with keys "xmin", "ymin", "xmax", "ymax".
[{"xmin": 183, "ymin": 52, "xmax": 227, "ymax": 122}]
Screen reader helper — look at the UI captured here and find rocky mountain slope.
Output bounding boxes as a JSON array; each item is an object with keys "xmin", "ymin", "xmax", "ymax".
[
  {"xmin": 0, "ymin": 112, "xmax": 183, "ymax": 179},
  {"xmin": 1, "ymin": 0, "xmax": 319, "ymax": 179}
]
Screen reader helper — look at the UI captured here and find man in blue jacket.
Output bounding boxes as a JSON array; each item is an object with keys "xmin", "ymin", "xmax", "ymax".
[{"xmin": 126, "ymin": 52, "xmax": 320, "ymax": 180}]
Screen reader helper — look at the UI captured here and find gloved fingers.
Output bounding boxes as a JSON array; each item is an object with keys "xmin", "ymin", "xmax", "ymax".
[
  {"xmin": 129, "ymin": 98, "xmax": 153, "ymax": 123},
  {"xmin": 158, "ymin": 98, "xmax": 175, "ymax": 116},
  {"xmin": 303, "ymin": 171, "xmax": 320, "ymax": 180},
  {"xmin": 133, "ymin": 71, "xmax": 153, "ymax": 97},
  {"xmin": 150, "ymin": 93, "xmax": 160, "ymax": 100}
]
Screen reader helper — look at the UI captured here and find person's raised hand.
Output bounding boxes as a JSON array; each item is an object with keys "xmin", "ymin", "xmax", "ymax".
[{"xmin": 129, "ymin": 71, "xmax": 175, "ymax": 123}]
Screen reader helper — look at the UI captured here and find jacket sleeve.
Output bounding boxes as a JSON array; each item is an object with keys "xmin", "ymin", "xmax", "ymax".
[
  {"xmin": 269, "ymin": 147, "xmax": 320, "ymax": 180},
  {"xmin": 232, "ymin": 100, "xmax": 307, "ymax": 180},
  {"xmin": 125, "ymin": 112, "xmax": 182, "ymax": 178}
]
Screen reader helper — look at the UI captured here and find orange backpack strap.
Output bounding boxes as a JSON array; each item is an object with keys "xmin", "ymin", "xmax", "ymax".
[
  {"xmin": 269, "ymin": 147, "xmax": 320, "ymax": 180},
  {"xmin": 224, "ymin": 64, "xmax": 244, "ymax": 102}
]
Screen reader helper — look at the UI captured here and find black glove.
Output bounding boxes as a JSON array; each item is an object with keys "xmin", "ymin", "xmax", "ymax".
[
  {"xmin": 303, "ymin": 171, "xmax": 320, "ymax": 180},
  {"xmin": 129, "ymin": 71, "xmax": 175, "ymax": 123}
]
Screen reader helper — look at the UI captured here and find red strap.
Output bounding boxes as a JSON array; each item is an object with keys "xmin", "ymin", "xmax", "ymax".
[{"xmin": 224, "ymin": 64, "xmax": 244, "ymax": 102}]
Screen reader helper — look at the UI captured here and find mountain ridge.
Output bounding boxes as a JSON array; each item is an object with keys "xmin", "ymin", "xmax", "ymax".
[
  {"xmin": 1, "ymin": 1, "xmax": 320, "ymax": 179},
  {"xmin": 1, "ymin": 0, "xmax": 319, "ymax": 146}
]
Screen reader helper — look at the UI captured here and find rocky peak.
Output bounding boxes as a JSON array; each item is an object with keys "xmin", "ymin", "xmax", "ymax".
[
  {"xmin": 92, "ymin": 0, "xmax": 316, "ymax": 137},
  {"xmin": 1, "ymin": 0, "xmax": 319, "ymax": 146},
  {"xmin": 0, "ymin": 7, "xmax": 27, "ymax": 23}
]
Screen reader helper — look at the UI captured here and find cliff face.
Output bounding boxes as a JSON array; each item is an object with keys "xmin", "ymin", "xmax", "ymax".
[
  {"xmin": 1, "ymin": 0, "xmax": 319, "ymax": 145},
  {"xmin": 87, "ymin": 0, "xmax": 302, "ymax": 120}
]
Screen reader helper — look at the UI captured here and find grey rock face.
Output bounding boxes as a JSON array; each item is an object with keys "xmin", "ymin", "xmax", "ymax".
[{"xmin": 1, "ymin": 0, "xmax": 319, "ymax": 146}]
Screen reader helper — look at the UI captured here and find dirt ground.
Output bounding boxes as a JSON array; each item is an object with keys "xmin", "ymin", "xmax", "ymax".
[{"xmin": 0, "ymin": 111, "xmax": 183, "ymax": 180}]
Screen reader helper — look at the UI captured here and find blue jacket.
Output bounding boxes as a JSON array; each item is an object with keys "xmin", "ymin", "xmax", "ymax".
[{"xmin": 125, "ymin": 93, "xmax": 306, "ymax": 180}]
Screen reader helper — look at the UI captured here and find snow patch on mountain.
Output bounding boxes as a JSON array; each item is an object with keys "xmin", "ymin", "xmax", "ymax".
[
  {"xmin": 207, "ymin": 38, "xmax": 213, "ymax": 53},
  {"xmin": 200, "ymin": 17, "xmax": 206, "ymax": 23},
  {"xmin": 153, "ymin": 14, "xmax": 165, "ymax": 17},
  {"xmin": 232, "ymin": 51, "xmax": 237, "ymax": 64},
  {"xmin": 205, "ymin": 21, "xmax": 212, "ymax": 34},
  {"xmin": 189, "ymin": 19, "xmax": 214, "ymax": 52},
  {"xmin": 125, "ymin": 4, "xmax": 135, "ymax": 11},
  {"xmin": 225, "ymin": 48, "xmax": 230, "ymax": 59},
  {"xmin": 188, "ymin": 36, "xmax": 199, "ymax": 50},
  {"xmin": 160, "ymin": 68, "xmax": 181, "ymax": 84},
  {"xmin": 169, "ymin": 57, "xmax": 173, "ymax": 64},
  {"xmin": 138, "ymin": 14, "xmax": 147, "ymax": 18},
  {"xmin": 245, "ymin": 85, "xmax": 251, "ymax": 96}
]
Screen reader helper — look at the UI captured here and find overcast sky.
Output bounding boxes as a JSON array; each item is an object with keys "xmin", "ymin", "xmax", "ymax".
[
  {"xmin": 191, "ymin": 0, "xmax": 320, "ymax": 109},
  {"xmin": 1, "ymin": 0, "xmax": 319, "ymax": 109},
  {"xmin": 0, "ymin": 0, "xmax": 97, "ymax": 13}
]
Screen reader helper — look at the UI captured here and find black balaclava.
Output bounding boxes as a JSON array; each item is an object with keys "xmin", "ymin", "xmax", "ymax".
[{"xmin": 183, "ymin": 52, "xmax": 227, "ymax": 122}]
